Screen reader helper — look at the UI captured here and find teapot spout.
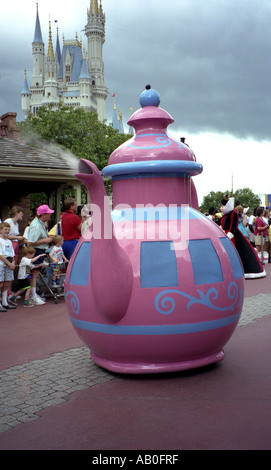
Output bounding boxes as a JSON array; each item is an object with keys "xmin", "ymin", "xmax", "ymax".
[
  {"xmin": 75, "ymin": 159, "xmax": 133, "ymax": 323},
  {"xmin": 75, "ymin": 159, "xmax": 107, "ymax": 212}
]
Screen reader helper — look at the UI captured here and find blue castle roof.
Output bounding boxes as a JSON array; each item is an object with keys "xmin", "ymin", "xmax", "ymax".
[
  {"xmin": 21, "ymin": 76, "xmax": 31, "ymax": 95},
  {"xmin": 33, "ymin": 6, "xmax": 43, "ymax": 43},
  {"xmin": 79, "ymin": 57, "xmax": 90, "ymax": 80},
  {"xmin": 55, "ymin": 34, "xmax": 62, "ymax": 64},
  {"xmin": 58, "ymin": 43, "xmax": 84, "ymax": 82}
]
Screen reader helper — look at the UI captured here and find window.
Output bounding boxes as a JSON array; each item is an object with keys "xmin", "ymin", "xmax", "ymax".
[
  {"xmin": 140, "ymin": 241, "xmax": 178, "ymax": 288},
  {"xmin": 188, "ymin": 239, "xmax": 223, "ymax": 285},
  {"xmin": 69, "ymin": 242, "xmax": 91, "ymax": 286},
  {"xmin": 220, "ymin": 237, "xmax": 244, "ymax": 279}
]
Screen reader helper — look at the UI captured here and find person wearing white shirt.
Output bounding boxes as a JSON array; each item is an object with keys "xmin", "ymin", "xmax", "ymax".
[
  {"xmin": 0, "ymin": 222, "xmax": 16, "ymax": 311},
  {"xmin": 4, "ymin": 206, "xmax": 25, "ymax": 265},
  {"xmin": 9, "ymin": 246, "xmax": 46, "ymax": 307}
]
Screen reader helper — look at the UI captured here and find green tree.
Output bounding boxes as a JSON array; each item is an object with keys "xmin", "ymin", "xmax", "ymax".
[
  {"xmin": 233, "ymin": 187, "xmax": 261, "ymax": 211},
  {"xmin": 19, "ymin": 104, "xmax": 131, "ymax": 171},
  {"xmin": 200, "ymin": 188, "xmax": 261, "ymax": 214},
  {"xmin": 200, "ymin": 190, "xmax": 230, "ymax": 214}
]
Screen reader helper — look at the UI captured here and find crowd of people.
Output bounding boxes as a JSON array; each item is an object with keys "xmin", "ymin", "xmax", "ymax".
[
  {"xmin": 205, "ymin": 199, "xmax": 271, "ymax": 271},
  {"xmin": 1, "ymin": 195, "xmax": 269, "ymax": 310},
  {"xmin": 0, "ymin": 198, "xmax": 92, "ymax": 312}
]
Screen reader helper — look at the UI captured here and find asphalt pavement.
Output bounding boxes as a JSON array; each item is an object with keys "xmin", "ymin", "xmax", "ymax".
[{"xmin": 0, "ymin": 264, "xmax": 270, "ymax": 452}]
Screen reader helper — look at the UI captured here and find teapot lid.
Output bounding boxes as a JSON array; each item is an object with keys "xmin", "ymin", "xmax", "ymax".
[
  {"xmin": 139, "ymin": 84, "xmax": 161, "ymax": 107},
  {"xmin": 127, "ymin": 85, "xmax": 174, "ymax": 131},
  {"xmin": 107, "ymin": 85, "xmax": 196, "ymax": 166}
]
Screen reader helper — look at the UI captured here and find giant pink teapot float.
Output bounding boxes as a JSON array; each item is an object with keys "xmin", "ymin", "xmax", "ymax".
[{"xmin": 65, "ymin": 86, "xmax": 244, "ymax": 374}]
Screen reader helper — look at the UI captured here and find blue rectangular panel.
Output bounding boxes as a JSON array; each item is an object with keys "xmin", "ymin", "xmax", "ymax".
[
  {"xmin": 140, "ymin": 241, "xmax": 178, "ymax": 288},
  {"xmin": 188, "ymin": 239, "xmax": 223, "ymax": 285},
  {"xmin": 70, "ymin": 242, "xmax": 91, "ymax": 286},
  {"xmin": 220, "ymin": 237, "xmax": 244, "ymax": 279}
]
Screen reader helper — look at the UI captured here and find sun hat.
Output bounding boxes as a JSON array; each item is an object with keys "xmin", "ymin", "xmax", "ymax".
[{"xmin": 37, "ymin": 204, "xmax": 54, "ymax": 215}]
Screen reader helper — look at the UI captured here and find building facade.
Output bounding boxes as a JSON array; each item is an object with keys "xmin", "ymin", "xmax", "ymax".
[{"xmin": 21, "ymin": 1, "xmax": 108, "ymax": 122}]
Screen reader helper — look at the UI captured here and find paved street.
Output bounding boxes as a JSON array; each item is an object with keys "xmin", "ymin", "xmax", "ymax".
[
  {"xmin": 0, "ymin": 264, "xmax": 270, "ymax": 450},
  {"xmin": 0, "ymin": 346, "xmax": 114, "ymax": 433}
]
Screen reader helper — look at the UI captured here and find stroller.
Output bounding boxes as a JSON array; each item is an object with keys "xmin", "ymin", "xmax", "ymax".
[{"xmin": 36, "ymin": 255, "xmax": 66, "ymax": 304}]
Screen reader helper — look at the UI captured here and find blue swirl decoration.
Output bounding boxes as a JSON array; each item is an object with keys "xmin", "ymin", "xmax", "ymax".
[
  {"xmin": 128, "ymin": 133, "xmax": 181, "ymax": 150},
  {"xmin": 65, "ymin": 290, "xmax": 80, "ymax": 315},
  {"xmin": 155, "ymin": 282, "xmax": 240, "ymax": 315}
]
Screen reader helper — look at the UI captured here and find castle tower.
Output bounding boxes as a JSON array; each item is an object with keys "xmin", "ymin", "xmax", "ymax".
[
  {"xmin": 79, "ymin": 49, "xmax": 92, "ymax": 111},
  {"xmin": 32, "ymin": 3, "xmax": 45, "ymax": 87},
  {"xmin": 118, "ymin": 110, "xmax": 124, "ymax": 134},
  {"xmin": 111, "ymin": 95, "xmax": 124, "ymax": 133},
  {"xmin": 21, "ymin": 2, "xmax": 108, "ymax": 121},
  {"xmin": 21, "ymin": 70, "xmax": 31, "ymax": 117},
  {"xmin": 112, "ymin": 97, "xmax": 119, "ymax": 130},
  {"xmin": 55, "ymin": 26, "xmax": 62, "ymax": 66},
  {"xmin": 43, "ymin": 21, "xmax": 59, "ymax": 106},
  {"xmin": 85, "ymin": 0, "xmax": 108, "ymax": 121}
]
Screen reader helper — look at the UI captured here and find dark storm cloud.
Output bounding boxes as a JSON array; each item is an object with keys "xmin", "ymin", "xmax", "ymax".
[
  {"xmin": 104, "ymin": 0, "xmax": 271, "ymax": 140},
  {"xmin": 1, "ymin": 0, "xmax": 271, "ymax": 141}
]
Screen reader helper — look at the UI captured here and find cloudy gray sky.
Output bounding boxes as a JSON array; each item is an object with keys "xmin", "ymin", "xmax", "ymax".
[{"xmin": 1, "ymin": 0, "xmax": 271, "ymax": 204}]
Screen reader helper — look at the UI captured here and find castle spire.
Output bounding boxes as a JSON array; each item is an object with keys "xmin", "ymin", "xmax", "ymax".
[
  {"xmin": 91, "ymin": 0, "xmax": 99, "ymax": 15},
  {"xmin": 79, "ymin": 48, "xmax": 90, "ymax": 80},
  {"xmin": 55, "ymin": 25, "xmax": 61, "ymax": 64},
  {"xmin": 47, "ymin": 20, "xmax": 55, "ymax": 58},
  {"xmin": 32, "ymin": 3, "xmax": 45, "ymax": 88},
  {"xmin": 21, "ymin": 70, "xmax": 31, "ymax": 95},
  {"xmin": 86, "ymin": 0, "xmax": 107, "ymax": 121},
  {"xmin": 33, "ymin": 2, "xmax": 43, "ymax": 43},
  {"xmin": 118, "ymin": 109, "xmax": 124, "ymax": 134},
  {"xmin": 112, "ymin": 97, "xmax": 119, "ymax": 130}
]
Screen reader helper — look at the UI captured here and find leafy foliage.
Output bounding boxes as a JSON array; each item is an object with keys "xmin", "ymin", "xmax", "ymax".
[
  {"xmin": 200, "ymin": 191, "xmax": 228, "ymax": 214},
  {"xmin": 233, "ymin": 188, "xmax": 262, "ymax": 211},
  {"xmin": 200, "ymin": 188, "xmax": 261, "ymax": 214}
]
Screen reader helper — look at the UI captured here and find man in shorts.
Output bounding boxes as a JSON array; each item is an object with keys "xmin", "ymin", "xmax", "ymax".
[{"xmin": 27, "ymin": 204, "xmax": 54, "ymax": 305}]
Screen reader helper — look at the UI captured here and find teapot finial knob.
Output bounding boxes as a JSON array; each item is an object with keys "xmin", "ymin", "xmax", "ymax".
[{"xmin": 139, "ymin": 84, "xmax": 160, "ymax": 108}]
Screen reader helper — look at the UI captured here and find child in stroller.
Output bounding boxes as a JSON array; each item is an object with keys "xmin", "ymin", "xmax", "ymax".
[{"xmin": 49, "ymin": 235, "xmax": 69, "ymax": 287}]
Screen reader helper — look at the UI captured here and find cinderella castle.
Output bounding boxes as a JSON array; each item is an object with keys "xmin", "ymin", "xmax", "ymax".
[{"xmin": 21, "ymin": 1, "xmax": 123, "ymax": 130}]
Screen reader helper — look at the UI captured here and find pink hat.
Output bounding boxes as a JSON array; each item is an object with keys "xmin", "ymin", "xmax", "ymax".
[{"xmin": 37, "ymin": 204, "xmax": 54, "ymax": 215}]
